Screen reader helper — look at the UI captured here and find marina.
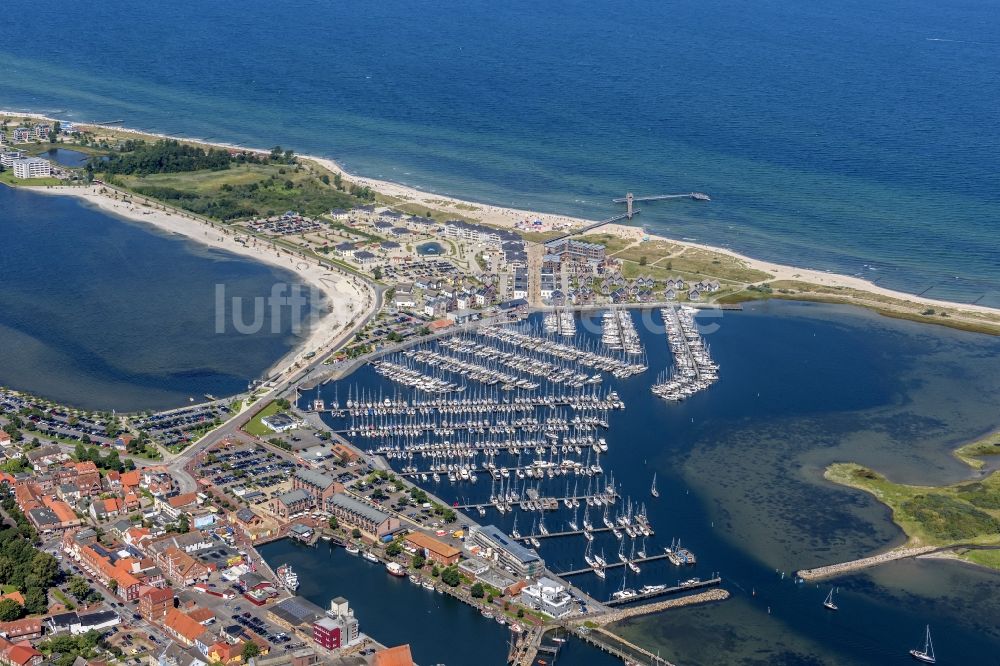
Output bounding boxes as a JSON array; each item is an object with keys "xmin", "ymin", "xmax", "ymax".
[
  {"xmin": 314, "ymin": 309, "xmax": 713, "ymax": 609},
  {"xmin": 651, "ymin": 306, "xmax": 719, "ymax": 402}
]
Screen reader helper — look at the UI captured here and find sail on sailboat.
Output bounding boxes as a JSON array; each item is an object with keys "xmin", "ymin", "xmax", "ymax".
[
  {"xmin": 650, "ymin": 472, "xmax": 659, "ymax": 498},
  {"xmin": 909, "ymin": 625, "xmax": 935, "ymax": 664},
  {"xmin": 823, "ymin": 588, "xmax": 838, "ymax": 611}
]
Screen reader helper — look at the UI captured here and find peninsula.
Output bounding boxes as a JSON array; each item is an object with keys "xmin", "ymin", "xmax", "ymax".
[
  {"xmin": 816, "ymin": 430, "xmax": 1000, "ymax": 575},
  {"xmin": 3, "ymin": 111, "xmax": 1000, "ymax": 340}
]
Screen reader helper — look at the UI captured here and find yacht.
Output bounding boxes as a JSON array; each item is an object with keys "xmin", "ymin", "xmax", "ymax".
[
  {"xmin": 823, "ymin": 588, "xmax": 838, "ymax": 611},
  {"xmin": 909, "ymin": 625, "xmax": 936, "ymax": 664}
]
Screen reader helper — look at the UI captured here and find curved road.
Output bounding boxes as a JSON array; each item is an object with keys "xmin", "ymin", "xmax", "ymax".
[{"xmin": 167, "ymin": 281, "xmax": 385, "ymax": 493}]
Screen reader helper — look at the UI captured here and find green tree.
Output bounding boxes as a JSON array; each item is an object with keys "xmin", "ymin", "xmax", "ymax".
[
  {"xmin": 470, "ymin": 582, "xmax": 485, "ymax": 599},
  {"xmin": 385, "ymin": 541, "xmax": 403, "ymax": 557},
  {"xmin": 320, "ymin": 174, "xmax": 330, "ymax": 185},
  {"xmin": 108, "ymin": 578, "xmax": 118, "ymax": 593},
  {"xmin": 0, "ymin": 598, "xmax": 24, "ymax": 621},
  {"xmin": 177, "ymin": 514, "xmax": 190, "ymax": 533},
  {"xmin": 333, "ymin": 173, "xmax": 343, "ymax": 190},
  {"xmin": 373, "ymin": 267, "xmax": 382, "ymax": 280},
  {"xmin": 241, "ymin": 642, "xmax": 261, "ymax": 661},
  {"xmin": 412, "ymin": 553, "xmax": 425, "ymax": 569},
  {"xmin": 431, "ymin": 565, "xmax": 440, "ymax": 578},
  {"xmin": 351, "ymin": 528, "xmax": 361, "ymax": 539},
  {"xmin": 68, "ymin": 576, "xmax": 91, "ymax": 599},
  {"xmin": 516, "ymin": 608, "xmax": 525, "ymax": 618},
  {"xmin": 327, "ymin": 516, "xmax": 339, "ymax": 530},
  {"xmin": 440, "ymin": 566, "xmax": 461, "ymax": 587}
]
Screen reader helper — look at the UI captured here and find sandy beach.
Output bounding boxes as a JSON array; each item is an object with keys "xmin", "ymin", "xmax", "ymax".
[
  {"xmin": 30, "ymin": 186, "xmax": 375, "ymax": 380},
  {"xmin": 307, "ymin": 154, "xmax": 1000, "ymax": 320}
]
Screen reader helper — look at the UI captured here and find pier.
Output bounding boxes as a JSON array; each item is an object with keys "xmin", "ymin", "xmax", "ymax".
[
  {"xmin": 515, "ymin": 525, "xmax": 651, "ymax": 541},
  {"xmin": 604, "ymin": 576, "xmax": 722, "ymax": 606},
  {"xmin": 557, "ymin": 552, "xmax": 675, "ymax": 577},
  {"xmin": 610, "ymin": 191, "xmax": 710, "ymax": 219},
  {"xmin": 544, "ymin": 212, "xmax": 631, "ymax": 243}
]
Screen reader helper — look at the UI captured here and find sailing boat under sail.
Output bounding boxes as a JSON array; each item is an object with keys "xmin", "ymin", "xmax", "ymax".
[
  {"xmin": 909, "ymin": 625, "xmax": 935, "ymax": 664},
  {"xmin": 823, "ymin": 588, "xmax": 838, "ymax": 611},
  {"xmin": 650, "ymin": 472, "xmax": 659, "ymax": 498}
]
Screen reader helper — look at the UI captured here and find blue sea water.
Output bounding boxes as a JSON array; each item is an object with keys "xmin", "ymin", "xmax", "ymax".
[
  {"xmin": 2, "ymin": 0, "xmax": 998, "ymax": 304},
  {"xmin": 0, "ymin": 186, "xmax": 314, "ymax": 411}
]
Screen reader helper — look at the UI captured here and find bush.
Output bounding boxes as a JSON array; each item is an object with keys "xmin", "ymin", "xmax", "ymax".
[{"xmin": 470, "ymin": 583, "xmax": 485, "ymax": 598}]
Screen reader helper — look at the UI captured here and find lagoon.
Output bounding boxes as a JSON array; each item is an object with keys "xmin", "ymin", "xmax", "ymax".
[{"xmin": 0, "ymin": 186, "xmax": 314, "ymax": 412}]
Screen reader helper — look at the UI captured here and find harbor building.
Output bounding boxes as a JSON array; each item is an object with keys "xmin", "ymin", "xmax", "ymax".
[
  {"xmin": 326, "ymin": 493, "xmax": 399, "ymax": 537},
  {"xmin": 520, "ymin": 577, "xmax": 574, "ymax": 618},
  {"xmin": 290, "ymin": 468, "xmax": 343, "ymax": 505},
  {"xmin": 312, "ymin": 597, "xmax": 360, "ymax": 650},
  {"xmin": 467, "ymin": 524, "xmax": 544, "ymax": 578},
  {"xmin": 404, "ymin": 532, "xmax": 461, "ymax": 565},
  {"xmin": 12, "ymin": 157, "xmax": 51, "ymax": 179}
]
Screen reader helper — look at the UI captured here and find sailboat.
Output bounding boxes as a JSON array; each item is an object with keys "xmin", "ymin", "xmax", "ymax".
[
  {"xmin": 909, "ymin": 625, "xmax": 936, "ymax": 664},
  {"xmin": 650, "ymin": 472, "xmax": 659, "ymax": 498},
  {"xmin": 823, "ymin": 588, "xmax": 838, "ymax": 611}
]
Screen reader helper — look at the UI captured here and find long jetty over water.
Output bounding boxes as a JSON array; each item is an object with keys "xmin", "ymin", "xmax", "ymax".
[{"xmin": 545, "ymin": 212, "xmax": 631, "ymax": 243}]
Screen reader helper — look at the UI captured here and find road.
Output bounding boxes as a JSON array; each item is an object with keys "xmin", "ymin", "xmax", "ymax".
[{"xmin": 167, "ymin": 282, "xmax": 385, "ymax": 493}]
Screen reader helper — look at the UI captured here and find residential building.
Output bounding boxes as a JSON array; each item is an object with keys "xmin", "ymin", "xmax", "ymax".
[
  {"xmin": 11, "ymin": 158, "xmax": 51, "ymax": 180},
  {"xmin": 326, "ymin": 494, "xmax": 399, "ymax": 537},
  {"xmin": 139, "ymin": 586, "xmax": 175, "ymax": 622},
  {"xmin": 11, "ymin": 128, "xmax": 31, "ymax": 143},
  {"xmin": 0, "ymin": 618, "xmax": 42, "ymax": 641},
  {"xmin": 0, "ymin": 151, "xmax": 24, "ymax": 167},
  {"xmin": 270, "ymin": 489, "xmax": 311, "ymax": 521},
  {"xmin": 163, "ymin": 608, "xmax": 208, "ymax": 647},
  {"xmin": 290, "ymin": 469, "xmax": 342, "ymax": 504}
]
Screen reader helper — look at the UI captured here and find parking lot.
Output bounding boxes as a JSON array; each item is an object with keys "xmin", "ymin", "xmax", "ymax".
[{"xmin": 134, "ymin": 403, "xmax": 231, "ymax": 449}]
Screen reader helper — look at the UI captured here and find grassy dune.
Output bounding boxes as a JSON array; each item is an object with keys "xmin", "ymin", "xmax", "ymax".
[{"xmin": 826, "ymin": 439, "xmax": 1000, "ymax": 569}]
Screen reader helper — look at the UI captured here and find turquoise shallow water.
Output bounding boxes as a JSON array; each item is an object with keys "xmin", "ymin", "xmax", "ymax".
[{"xmin": 2, "ymin": 0, "xmax": 998, "ymax": 304}]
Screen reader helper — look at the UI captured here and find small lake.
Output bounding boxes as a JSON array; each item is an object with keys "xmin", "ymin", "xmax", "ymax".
[
  {"xmin": 0, "ymin": 185, "xmax": 318, "ymax": 411},
  {"xmin": 38, "ymin": 147, "xmax": 91, "ymax": 167},
  {"xmin": 416, "ymin": 241, "xmax": 444, "ymax": 256}
]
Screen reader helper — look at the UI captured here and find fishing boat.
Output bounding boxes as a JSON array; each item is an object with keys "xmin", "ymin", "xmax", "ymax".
[
  {"xmin": 909, "ymin": 625, "xmax": 936, "ymax": 664},
  {"xmin": 823, "ymin": 588, "xmax": 838, "ymax": 611},
  {"xmin": 650, "ymin": 472, "xmax": 659, "ymax": 498},
  {"xmin": 345, "ymin": 544, "xmax": 361, "ymax": 555}
]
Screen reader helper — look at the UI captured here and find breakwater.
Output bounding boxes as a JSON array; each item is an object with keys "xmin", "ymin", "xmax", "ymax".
[{"xmin": 796, "ymin": 546, "xmax": 937, "ymax": 581}]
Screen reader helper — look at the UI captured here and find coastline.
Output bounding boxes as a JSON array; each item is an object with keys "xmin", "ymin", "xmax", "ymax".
[
  {"xmin": 4, "ymin": 109, "xmax": 1000, "ymax": 332},
  {"xmin": 25, "ymin": 185, "xmax": 374, "ymax": 382}
]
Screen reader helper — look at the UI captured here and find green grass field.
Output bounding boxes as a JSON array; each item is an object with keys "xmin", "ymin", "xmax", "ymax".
[
  {"xmin": 825, "ymin": 462, "xmax": 1000, "ymax": 561},
  {"xmin": 115, "ymin": 162, "xmax": 360, "ymax": 221},
  {"xmin": 243, "ymin": 400, "xmax": 282, "ymax": 436}
]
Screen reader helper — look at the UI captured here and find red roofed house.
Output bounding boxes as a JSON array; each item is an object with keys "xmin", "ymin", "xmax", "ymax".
[
  {"xmin": 139, "ymin": 586, "xmax": 175, "ymax": 622},
  {"xmin": 163, "ymin": 608, "xmax": 208, "ymax": 647},
  {"xmin": 0, "ymin": 638, "xmax": 43, "ymax": 666},
  {"xmin": 73, "ymin": 462, "xmax": 102, "ymax": 495},
  {"xmin": 0, "ymin": 618, "xmax": 42, "ymax": 641},
  {"xmin": 372, "ymin": 645, "xmax": 415, "ymax": 666}
]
